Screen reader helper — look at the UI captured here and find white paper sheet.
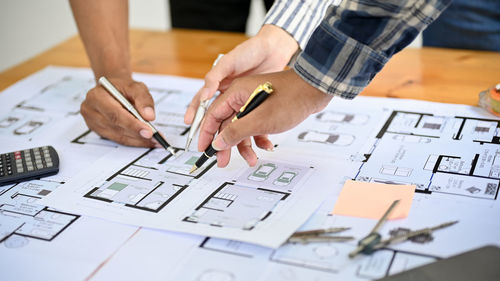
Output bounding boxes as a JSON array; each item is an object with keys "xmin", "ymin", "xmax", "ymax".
[
  {"xmin": 2, "ymin": 66, "xmax": 500, "ymax": 281},
  {"xmin": 0, "ymin": 66, "xmax": 139, "ymax": 281},
  {"xmin": 89, "ymin": 92, "xmax": 500, "ymax": 281}
]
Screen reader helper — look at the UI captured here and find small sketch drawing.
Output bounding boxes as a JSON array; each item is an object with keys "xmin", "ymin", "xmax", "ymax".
[
  {"xmin": 298, "ymin": 131, "xmax": 354, "ymax": 146},
  {"xmin": 273, "ymin": 171, "xmax": 297, "ymax": 186},
  {"xmin": 315, "ymin": 111, "xmax": 369, "ymax": 125},
  {"xmin": 0, "ymin": 116, "xmax": 20, "ymax": 128},
  {"xmin": 14, "ymin": 120, "xmax": 45, "ymax": 135},
  {"xmin": 3, "ymin": 235, "xmax": 29, "ymax": 249},
  {"xmin": 248, "ymin": 163, "xmax": 277, "ymax": 182}
]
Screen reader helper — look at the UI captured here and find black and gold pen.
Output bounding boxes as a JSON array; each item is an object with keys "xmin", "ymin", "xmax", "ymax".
[{"xmin": 189, "ymin": 82, "xmax": 274, "ymax": 174}]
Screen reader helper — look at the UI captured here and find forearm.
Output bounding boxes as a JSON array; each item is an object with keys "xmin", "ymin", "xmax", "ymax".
[
  {"xmin": 294, "ymin": 0, "xmax": 451, "ymax": 99},
  {"xmin": 70, "ymin": 0, "xmax": 131, "ymax": 80},
  {"xmin": 256, "ymin": 24, "xmax": 299, "ymax": 66}
]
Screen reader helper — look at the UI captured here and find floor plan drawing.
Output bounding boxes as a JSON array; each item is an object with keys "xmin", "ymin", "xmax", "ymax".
[
  {"xmin": 149, "ymin": 87, "xmax": 192, "ymax": 136},
  {"xmin": 271, "ymin": 101, "xmax": 390, "ymax": 160},
  {"xmin": 269, "ymin": 241, "xmax": 437, "ymax": 279},
  {"xmin": 14, "ymin": 76, "xmax": 93, "ymax": 116},
  {"xmin": 0, "ymin": 111, "xmax": 54, "ymax": 139},
  {"xmin": 70, "ymin": 86, "xmax": 193, "ymax": 148},
  {"xmin": 0, "ymin": 67, "xmax": 146, "ymax": 281},
  {"xmin": 3, "ymin": 67, "xmax": 499, "ymax": 281},
  {"xmin": 354, "ymin": 111, "xmax": 500, "ymax": 200},
  {"xmin": 71, "ymin": 130, "xmax": 120, "ymax": 147},
  {"xmin": 0, "ymin": 180, "xmax": 78, "ymax": 244},
  {"xmin": 236, "ymin": 161, "xmax": 311, "ymax": 192},
  {"xmin": 184, "ymin": 182, "xmax": 289, "ymax": 230},
  {"xmin": 84, "ymin": 148, "xmax": 216, "ymax": 212},
  {"xmin": 44, "ymin": 146, "xmax": 336, "ymax": 247}
]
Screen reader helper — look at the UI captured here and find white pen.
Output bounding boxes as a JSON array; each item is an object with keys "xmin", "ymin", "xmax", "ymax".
[
  {"xmin": 98, "ymin": 77, "xmax": 177, "ymax": 156},
  {"xmin": 185, "ymin": 54, "xmax": 224, "ymax": 151}
]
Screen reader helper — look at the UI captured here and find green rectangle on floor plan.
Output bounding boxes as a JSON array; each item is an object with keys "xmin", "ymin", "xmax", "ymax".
[
  {"xmin": 108, "ymin": 182, "xmax": 128, "ymax": 191},
  {"xmin": 185, "ymin": 156, "xmax": 198, "ymax": 165}
]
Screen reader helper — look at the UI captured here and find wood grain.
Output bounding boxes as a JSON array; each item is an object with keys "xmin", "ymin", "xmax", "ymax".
[{"xmin": 1, "ymin": 29, "xmax": 499, "ymax": 106}]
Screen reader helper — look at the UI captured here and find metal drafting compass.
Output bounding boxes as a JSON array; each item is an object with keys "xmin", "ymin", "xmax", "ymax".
[
  {"xmin": 349, "ymin": 200, "xmax": 400, "ymax": 258},
  {"xmin": 372, "ymin": 220, "xmax": 458, "ymax": 251},
  {"xmin": 349, "ymin": 199, "xmax": 458, "ymax": 258}
]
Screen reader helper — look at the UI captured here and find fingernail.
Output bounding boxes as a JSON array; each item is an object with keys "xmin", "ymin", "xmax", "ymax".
[
  {"xmin": 144, "ymin": 107, "xmax": 155, "ymax": 120},
  {"xmin": 139, "ymin": 129, "xmax": 151, "ymax": 139},
  {"xmin": 266, "ymin": 147, "xmax": 274, "ymax": 152},
  {"xmin": 212, "ymin": 135, "xmax": 228, "ymax": 151}
]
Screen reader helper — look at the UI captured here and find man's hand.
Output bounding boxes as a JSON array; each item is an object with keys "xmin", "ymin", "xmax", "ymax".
[
  {"xmin": 198, "ymin": 69, "xmax": 333, "ymax": 167},
  {"xmin": 80, "ymin": 77, "xmax": 158, "ymax": 147},
  {"xmin": 184, "ymin": 24, "xmax": 299, "ymax": 125}
]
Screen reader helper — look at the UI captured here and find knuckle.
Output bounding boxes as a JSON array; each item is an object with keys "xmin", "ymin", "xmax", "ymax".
[
  {"xmin": 137, "ymin": 81, "xmax": 148, "ymax": 91},
  {"xmin": 133, "ymin": 82, "xmax": 148, "ymax": 95},
  {"xmin": 204, "ymin": 72, "xmax": 215, "ymax": 83},
  {"xmin": 223, "ymin": 126, "xmax": 239, "ymax": 144},
  {"xmin": 87, "ymin": 88, "xmax": 98, "ymax": 98},
  {"xmin": 80, "ymin": 102, "xmax": 89, "ymax": 117},
  {"xmin": 108, "ymin": 112, "xmax": 119, "ymax": 124},
  {"xmin": 114, "ymin": 125, "xmax": 126, "ymax": 137}
]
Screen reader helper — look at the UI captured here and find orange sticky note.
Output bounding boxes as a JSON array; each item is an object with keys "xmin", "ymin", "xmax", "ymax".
[{"xmin": 332, "ymin": 180, "xmax": 415, "ymax": 220}]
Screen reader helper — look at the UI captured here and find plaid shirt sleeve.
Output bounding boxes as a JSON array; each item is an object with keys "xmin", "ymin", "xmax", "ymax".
[
  {"xmin": 294, "ymin": 0, "xmax": 452, "ymax": 99},
  {"xmin": 263, "ymin": 0, "xmax": 341, "ymax": 50}
]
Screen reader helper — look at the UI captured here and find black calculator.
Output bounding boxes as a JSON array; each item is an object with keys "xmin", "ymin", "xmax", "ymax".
[{"xmin": 0, "ymin": 146, "xmax": 59, "ymax": 185}]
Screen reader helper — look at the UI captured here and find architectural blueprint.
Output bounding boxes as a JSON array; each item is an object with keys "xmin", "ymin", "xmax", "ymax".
[
  {"xmin": 0, "ymin": 67, "xmax": 146, "ymax": 281},
  {"xmin": 44, "ymin": 143, "xmax": 341, "ymax": 248},
  {"xmin": 92, "ymin": 97, "xmax": 500, "ymax": 281},
  {"xmin": 1, "ymin": 66, "xmax": 499, "ymax": 281}
]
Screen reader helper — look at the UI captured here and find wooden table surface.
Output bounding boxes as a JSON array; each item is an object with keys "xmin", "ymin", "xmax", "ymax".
[{"xmin": 1, "ymin": 29, "xmax": 499, "ymax": 106}]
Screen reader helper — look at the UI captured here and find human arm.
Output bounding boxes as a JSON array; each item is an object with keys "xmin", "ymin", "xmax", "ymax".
[
  {"xmin": 70, "ymin": 0, "xmax": 157, "ymax": 147},
  {"xmin": 184, "ymin": 0, "xmax": 337, "ymax": 125},
  {"xmin": 198, "ymin": 0, "xmax": 452, "ymax": 167}
]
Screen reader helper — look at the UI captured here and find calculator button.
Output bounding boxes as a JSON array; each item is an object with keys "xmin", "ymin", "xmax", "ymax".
[
  {"xmin": 46, "ymin": 161, "xmax": 53, "ymax": 167},
  {"xmin": 27, "ymin": 165, "xmax": 34, "ymax": 171}
]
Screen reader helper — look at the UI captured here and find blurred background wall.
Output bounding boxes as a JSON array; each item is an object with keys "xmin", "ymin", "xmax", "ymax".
[{"xmin": 0, "ymin": 0, "xmax": 421, "ymax": 73}]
